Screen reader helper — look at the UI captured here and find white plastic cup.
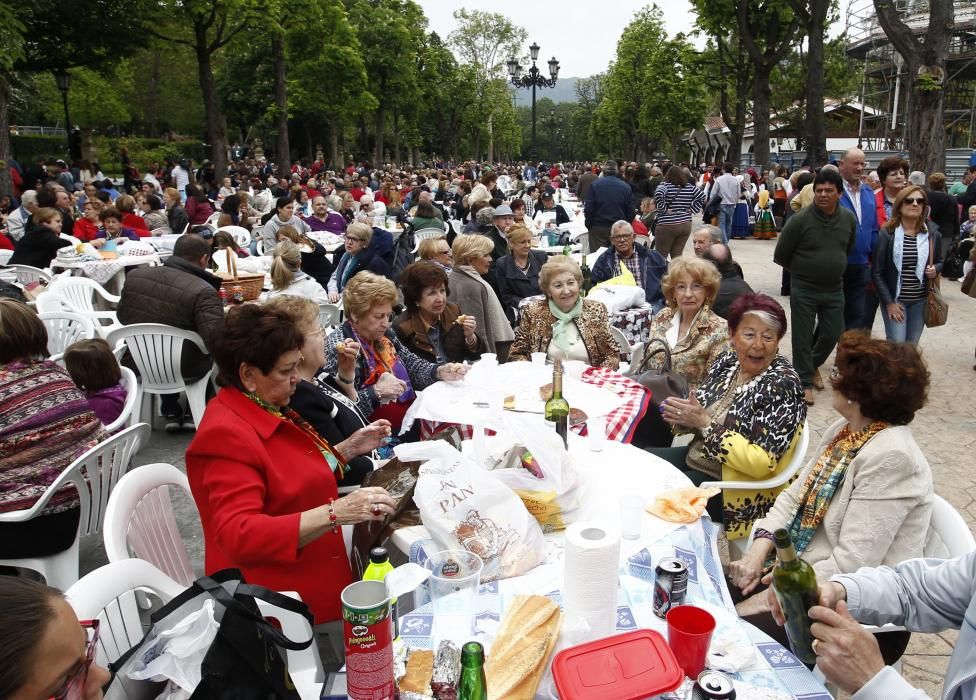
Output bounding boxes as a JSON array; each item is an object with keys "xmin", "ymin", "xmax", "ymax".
[
  {"xmin": 531, "ymin": 352, "xmax": 548, "ymax": 365},
  {"xmin": 588, "ymin": 415, "xmax": 606, "ymax": 452},
  {"xmin": 480, "ymin": 353, "xmax": 497, "ymax": 365},
  {"xmin": 619, "ymin": 494, "xmax": 645, "ymax": 540}
]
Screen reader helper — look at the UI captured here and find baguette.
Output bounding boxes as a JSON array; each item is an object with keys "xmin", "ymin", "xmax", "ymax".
[{"xmin": 485, "ymin": 595, "xmax": 561, "ymax": 700}]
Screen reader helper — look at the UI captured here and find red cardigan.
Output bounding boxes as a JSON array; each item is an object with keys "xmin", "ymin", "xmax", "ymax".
[{"xmin": 185, "ymin": 387, "xmax": 353, "ymax": 623}]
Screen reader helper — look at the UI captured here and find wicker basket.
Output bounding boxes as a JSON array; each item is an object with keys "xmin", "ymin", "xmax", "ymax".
[{"xmin": 215, "ymin": 248, "xmax": 264, "ymax": 301}]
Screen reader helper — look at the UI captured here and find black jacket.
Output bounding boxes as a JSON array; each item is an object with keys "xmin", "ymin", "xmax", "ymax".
[
  {"xmin": 585, "ymin": 174, "xmax": 634, "ymax": 228},
  {"xmin": 288, "ymin": 373, "xmax": 372, "ymax": 487},
  {"xmin": 871, "ymin": 225, "xmax": 943, "ymax": 306},
  {"xmin": 495, "ymin": 250, "xmax": 547, "ymax": 311},
  {"xmin": 712, "ymin": 268, "xmax": 754, "ymax": 319},
  {"xmin": 168, "ymin": 204, "xmax": 189, "ymax": 236},
  {"xmin": 9, "ymin": 225, "xmax": 71, "ymax": 269},
  {"xmin": 117, "ymin": 256, "xmax": 224, "ymax": 379},
  {"xmin": 301, "ymin": 240, "xmax": 334, "ymax": 289},
  {"xmin": 928, "ymin": 190, "xmax": 959, "ymax": 242}
]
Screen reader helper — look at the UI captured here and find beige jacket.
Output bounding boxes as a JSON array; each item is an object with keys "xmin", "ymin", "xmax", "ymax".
[{"xmin": 754, "ymin": 418, "xmax": 933, "ymax": 581}]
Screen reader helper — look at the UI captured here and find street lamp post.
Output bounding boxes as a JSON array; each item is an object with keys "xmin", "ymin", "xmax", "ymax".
[
  {"xmin": 54, "ymin": 71, "xmax": 72, "ymax": 155},
  {"xmin": 507, "ymin": 43, "xmax": 559, "ymax": 161}
]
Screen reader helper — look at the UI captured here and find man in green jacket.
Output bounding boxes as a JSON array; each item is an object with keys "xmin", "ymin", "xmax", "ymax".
[{"xmin": 774, "ymin": 168, "xmax": 856, "ymax": 405}]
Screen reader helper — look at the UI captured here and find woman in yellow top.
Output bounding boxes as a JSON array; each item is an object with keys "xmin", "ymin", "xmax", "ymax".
[{"xmin": 651, "ymin": 293, "xmax": 806, "ymax": 539}]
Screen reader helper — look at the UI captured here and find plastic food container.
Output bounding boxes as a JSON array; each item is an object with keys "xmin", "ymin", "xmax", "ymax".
[{"xmin": 551, "ymin": 629, "xmax": 684, "ymax": 700}]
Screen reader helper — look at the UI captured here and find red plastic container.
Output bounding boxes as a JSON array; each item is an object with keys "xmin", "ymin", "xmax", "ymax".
[{"xmin": 551, "ymin": 629, "xmax": 684, "ymax": 700}]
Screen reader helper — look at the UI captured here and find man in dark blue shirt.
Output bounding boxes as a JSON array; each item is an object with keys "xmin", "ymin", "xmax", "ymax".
[{"xmin": 584, "ymin": 160, "xmax": 634, "ymax": 250}]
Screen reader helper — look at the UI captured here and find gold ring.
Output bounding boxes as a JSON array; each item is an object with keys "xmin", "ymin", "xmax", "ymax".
[
  {"xmin": 812, "ymin": 639, "xmax": 821, "ymax": 655},
  {"xmin": 676, "ymin": 410, "xmax": 683, "ymax": 416}
]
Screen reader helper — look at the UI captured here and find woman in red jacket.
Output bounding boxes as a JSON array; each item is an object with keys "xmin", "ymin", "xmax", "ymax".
[{"xmin": 185, "ymin": 304, "xmax": 394, "ymax": 627}]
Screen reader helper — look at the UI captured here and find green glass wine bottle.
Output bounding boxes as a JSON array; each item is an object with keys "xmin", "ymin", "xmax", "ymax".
[
  {"xmin": 544, "ymin": 358, "xmax": 570, "ymax": 447},
  {"xmin": 771, "ymin": 528, "xmax": 819, "ymax": 664},
  {"xmin": 457, "ymin": 641, "xmax": 488, "ymax": 700}
]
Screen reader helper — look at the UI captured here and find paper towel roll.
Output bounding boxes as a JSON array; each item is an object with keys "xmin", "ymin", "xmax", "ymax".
[{"xmin": 563, "ymin": 521, "xmax": 621, "ymax": 640}]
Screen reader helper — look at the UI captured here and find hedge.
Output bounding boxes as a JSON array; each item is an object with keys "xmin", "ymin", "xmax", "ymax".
[{"xmin": 11, "ymin": 134, "xmax": 211, "ymax": 175}]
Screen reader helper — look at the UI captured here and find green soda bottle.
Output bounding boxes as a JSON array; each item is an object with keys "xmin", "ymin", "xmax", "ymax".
[
  {"xmin": 362, "ymin": 547, "xmax": 398, "ymax": 637},
  {"xmin": 457, "ymin": 641, "xmax": 488, "ymax": 700},
  {"xmin": 771, "ymin": 528, "xmax": 819, "ymax": 664}
]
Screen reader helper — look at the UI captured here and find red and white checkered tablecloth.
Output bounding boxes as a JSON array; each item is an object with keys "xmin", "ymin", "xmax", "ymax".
[{"xmin": 420, "ymin": 366, "xmax": 650, "ymax": 444}]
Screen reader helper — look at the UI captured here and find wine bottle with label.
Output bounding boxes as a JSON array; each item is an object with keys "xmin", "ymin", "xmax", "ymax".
[
  {"xmin": 544, "ymin": 358, "xmax": 570, "ymax": 447},
  {"xmin": 771, "ymin": 528, "xmax": 819, "ymax": 664},
  {"xmin": 457, "ymin": 641, "xmax": 488, "ymax": 700}
]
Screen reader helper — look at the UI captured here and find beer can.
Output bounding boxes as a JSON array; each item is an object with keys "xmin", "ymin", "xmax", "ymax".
[
  {"xmin": 692, "ymin": 671, "xmax": 736, "ymax": 700},
  {"xmin": 218, "ymin": 287, "xmax": 228, "ymax": 305},
  {"xmin": 652, "ymin": 556, "xmax": 688, "ymax": 618},
  {"xmin": 341, "ymin": 580, "xmax": 395, "ymax": 700}
]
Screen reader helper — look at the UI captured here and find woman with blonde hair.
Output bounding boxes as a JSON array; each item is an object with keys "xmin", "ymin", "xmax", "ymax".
[
  {"xmin": 509, "ymin": 256, "xmax": 619, "ymax": 369},
  {"xmin": 495, "ymin": 224, "xmax": 548, "ymax": 310},
  {"xmin": 266, "ymin": 239, "xmax": 329, "ymax": 303},
  {"xmin": 275, "ymin": 225, "xmax": 333, "ymax": 289},
  {"xmin": 327, "ymin": 222, "xmax": 391, "ymax": 302},
  {"xmin": 448, "ymin": 234, "xmax": 515, "ymax": 356},
  {"xmin": 418, "ymin": 235, "xmax": 453, "ymax": 271}
]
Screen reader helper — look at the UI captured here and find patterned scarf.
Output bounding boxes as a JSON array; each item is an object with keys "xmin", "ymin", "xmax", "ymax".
[
  {"xmin": 349, "ymin": 325, "xmax": 415, "ymax": 402},
  {"xmin": 245, "ymin": 391, "xmax": 346, "ymax": 478},
  {"xmin": 548, "ymin": 297, "xmax": 583, "ymax": 356},
  {"xmin": 787, "ymin": 420, "xmax": 888, "ymax": 554}
]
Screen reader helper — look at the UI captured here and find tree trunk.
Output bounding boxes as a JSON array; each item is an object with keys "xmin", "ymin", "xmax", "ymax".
[
  {"xmin": 487, "ymin": 113, "xmax": 494, "ymax": 163},
  {"xmin": 803, "ymin": 0, "xmax": 829, "ymax": 166},
  {"xmin": 194, "ymin": 23, "xmax": 228, "ymax": 179},
  {"xmin": 272, "ymin": 34, "xmax": 290, "ymax": 173},
  {"xmin": 392, "ymin": 109, "xmax": 400, "ymax": 166},
  {"xmin": 329, "ymin": 119, "xmax": 339, "ymax": 169},
  {"xmin": 752, "ymin": 66, "xmax": 773, "ymax": 168},
  {"xmin": 412, "ymin": 146, "xmax": 420, "ymax": 168},
  {"xmin": 473, "ymin": 130, "xmax": 481, "ymax": 162},
  {"xmin": 0, "ymin": 74, "xmax": 11, "ymax": 196},
  {"xmin": 147, "ymin": 49, "xmax": 162, "ymax": 138},
  {"xmin": 374, "ymin": 104, "xmax": 385, "ymax": 167},
  {"xmin": 908, "ymin": 71, "xmax": 945, "ymax": 173}
]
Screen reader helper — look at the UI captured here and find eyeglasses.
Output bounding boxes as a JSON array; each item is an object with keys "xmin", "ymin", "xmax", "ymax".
[
  {"xmin": 675, "ymin": 282, "xmax": 705, "ymax": 294},
  {"xmin": 52, "ymin": 620, "xmax": 99, "ymax": 700},
  {"xmin": 345, "ymin": 236, "xmax": 365, "ymax": 242},
  {"xmin": 436, "ymin": 248, "xmax": 453, "ymax": 255},
  {"xmin": 611, "ymin": 234, "xmax": 634, "ymax": 241},
  {"xmin": 902, "ymin": 197, "xmax": 925, "ymax": 206}
]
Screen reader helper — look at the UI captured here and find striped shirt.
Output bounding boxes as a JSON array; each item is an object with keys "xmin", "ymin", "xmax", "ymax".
[
  {"xmin": 899, "ymin": 235, "xmax": 926, "ymax": 302},
  {"xmin": 654, "ymin": 183, "xmax": 707, "ymax": 226}
]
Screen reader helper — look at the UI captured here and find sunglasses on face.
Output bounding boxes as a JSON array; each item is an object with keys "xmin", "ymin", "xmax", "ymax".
[
  {"xmin": 51, "ymin": 620, "xmax": 99, "ymax": 700},
  {"xmin": 903, "ymin": 197, "xmax": 925, "ymax": 206}
]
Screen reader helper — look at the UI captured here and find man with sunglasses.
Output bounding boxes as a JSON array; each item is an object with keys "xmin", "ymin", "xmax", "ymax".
[{"xmin": 774, "ymin": 167, "xmax": 857, "ymax": 406}]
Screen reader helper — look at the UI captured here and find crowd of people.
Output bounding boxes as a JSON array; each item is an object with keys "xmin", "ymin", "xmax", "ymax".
[{"xmin": 1, "ymin": 149, "xmax": 974, "ymax": 700}]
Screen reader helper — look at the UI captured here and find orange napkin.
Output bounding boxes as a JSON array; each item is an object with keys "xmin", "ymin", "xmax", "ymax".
[{"xmin": 646, "ymin": 486, "xmax": 721, "ymax": 523}]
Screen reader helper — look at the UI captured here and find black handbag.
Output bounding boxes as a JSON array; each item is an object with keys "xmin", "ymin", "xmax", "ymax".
[
  {"xmin": 110, "ymin": 569, "xmax": 313, "ymax": 700},
  {"xmin": 626, "ymin": 339, "xmax": 689, "ymax": 406}
]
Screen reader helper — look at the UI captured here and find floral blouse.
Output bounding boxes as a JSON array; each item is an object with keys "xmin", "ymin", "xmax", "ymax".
[{"xmin": 642, "ymin": 305, "xmax": 730, "ymax": 387}]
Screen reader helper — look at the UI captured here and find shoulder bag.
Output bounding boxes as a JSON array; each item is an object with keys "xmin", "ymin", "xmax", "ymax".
[
  {"xmin": 626, "ymin": 338, "xmax": 689, "ymax": 406},
  {"xmin": 923, "ymin": 235, "xmax": 948, "ymax": 328}
]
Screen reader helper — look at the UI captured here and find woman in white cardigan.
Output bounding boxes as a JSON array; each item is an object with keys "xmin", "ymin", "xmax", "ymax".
[
  {"xmin": 729, "ymin": 331, "xmax": 932, "ymax": 663},
  {"xmin": 265, "ymin": 239, "xmax": 329, "ymax": 304}
]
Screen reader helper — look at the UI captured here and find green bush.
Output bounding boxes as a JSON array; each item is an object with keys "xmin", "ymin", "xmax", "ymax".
[
  {"xmin": 10, "ymin": 135, "xmax": 68, "ymax": 164},
  {"xmin": 11, "ymin": 134, "xmax": 211, "ymax": 174}
]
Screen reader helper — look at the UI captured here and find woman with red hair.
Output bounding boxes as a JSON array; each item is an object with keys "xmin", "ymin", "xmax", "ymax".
[{"xmin": 652, "ymin": 293, "xmax": 806, "ymax": 540}]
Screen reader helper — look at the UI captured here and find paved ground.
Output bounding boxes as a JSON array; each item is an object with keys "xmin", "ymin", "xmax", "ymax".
[{"xmin": 78, "ymin": 236, "xmax": 975, "ymax": 695}]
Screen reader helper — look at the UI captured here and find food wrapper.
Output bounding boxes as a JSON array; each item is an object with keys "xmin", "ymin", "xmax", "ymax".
[{"xmin": 646, "ymin": 486, "xmax": 720, "ymax": 524}]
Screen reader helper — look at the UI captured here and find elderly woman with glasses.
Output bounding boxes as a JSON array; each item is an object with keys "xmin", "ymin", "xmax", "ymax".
[
  {"xmin": 495, "ymin": 224, "xmax": 549, "ymax": 311},
  {"xmin": 186, "ymin": 304, "xmax": 397, "ymax": 626},
  {"xmin": 0, "ymin": 577, "xmax": 110, "ymax": 700},
  {"xmin": 324, "ymin": 271, "xmax": 467, "ymax": 434},
  {"xmin": 509, "ymin": 256, "xmax": 620, "ymax": 369},
  {"xmin": 327, "ymin": 222, "xmax": 392, "ymax": 303},
  {"xmin": 728, "ymin": 332, "xmax": 931, "ymax": 665},
  {"xmin": 394, "ymin": 261, "xmax": 484, "ymax": 364},
  {"xmin": 653, "ymin": 293, "xmax": 806, "ymax": 540},
  {"xmin": 418, "ymin": 235, "xmax": 453, "ymax": 272},
  {"xmin": 872, "ymin": 185, "xmax": 942, "ymax": 345}
]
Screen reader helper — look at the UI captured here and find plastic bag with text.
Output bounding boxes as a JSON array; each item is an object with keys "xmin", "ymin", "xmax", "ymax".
[{"xmin": 395, "ymin": 440, "xmax": 545, "ymax": 581}]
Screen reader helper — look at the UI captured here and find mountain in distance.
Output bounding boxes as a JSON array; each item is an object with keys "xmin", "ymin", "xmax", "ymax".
[{"xmin": 511, "ymin": 77, "xmax": 582, "ymax": 106}]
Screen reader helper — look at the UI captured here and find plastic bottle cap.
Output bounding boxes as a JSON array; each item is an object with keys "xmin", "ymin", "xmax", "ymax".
[{"xmin": 369, "ymin": 547, "xmax": 389, "ymax": 564}]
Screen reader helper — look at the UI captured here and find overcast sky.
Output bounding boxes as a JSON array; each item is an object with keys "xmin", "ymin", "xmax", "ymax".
[{"xmin": 416, "ymin": 0, "xmax": 850, "ymax": 78}]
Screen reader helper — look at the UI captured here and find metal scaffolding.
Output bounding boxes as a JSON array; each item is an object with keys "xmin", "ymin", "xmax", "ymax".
[{"xmin": 845, "ymin": 0, "xmax": 976, "ymax": 150}]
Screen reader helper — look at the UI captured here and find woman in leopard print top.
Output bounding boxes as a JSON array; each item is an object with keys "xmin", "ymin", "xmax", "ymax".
[{"xmin": 653, "ymin": 293, "xmax": 806, "ymax": 540}]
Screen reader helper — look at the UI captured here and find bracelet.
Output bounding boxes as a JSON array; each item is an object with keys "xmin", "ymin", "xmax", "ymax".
[
  {"xmin": 699, "ymin": 421, "xmax": 714, "ymax": 439},
  {"xmin": 327, "ymin": 498, "xmax": 339, "ymax": 534},
  {"xmin": 337, "ymin": 374, "xmax": 354, "ymax": 385}
]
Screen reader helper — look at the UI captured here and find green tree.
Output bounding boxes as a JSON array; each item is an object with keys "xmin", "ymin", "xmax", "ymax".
[
  {"xmin": 148, "ymin": 0, "xmax": 256, "ymax": 178},
  {"xmin": 416, "ymin": 32, "xmax": 474, "ymax": 160},
  {"xmin": 594, "ymin": 6, "xmax": 707, "ymax": 161},
  {"xmin": 0, "ymin": 4, "xmax": 25, "ymax": 194},
  {"xmin": 447, "ymin": 9, "xmax": 527, "ymax": 162}
]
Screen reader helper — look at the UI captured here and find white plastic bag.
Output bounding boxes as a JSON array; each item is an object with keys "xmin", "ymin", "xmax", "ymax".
[
  {"xmin": 587, "ymin": 285, "xmax": 646, "ymax": 312},
  {"xmin": 484, "ymin": 415, "xmax": 582, "ymax": 533},
  {"xmin": 395, "ymin": 440, "xmax": 546, "ymax": 581},
  {"xmin": 127, "ymin": 598, "xmax": 220, "ymax": 692}
]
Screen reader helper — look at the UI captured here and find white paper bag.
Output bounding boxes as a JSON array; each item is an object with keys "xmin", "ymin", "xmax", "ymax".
[{"xmin": 395, "ymin": 441, "xmax": 545, "ymax": 581}]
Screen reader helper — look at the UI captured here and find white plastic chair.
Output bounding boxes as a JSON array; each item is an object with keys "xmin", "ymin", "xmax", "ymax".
[
  {"xmin": 216, "ymin": 224, "xmax": 251, "ymax": 248},
  {"xmin": 449, "ymin": 219, "xmax": 463, "ymax": 237},
  {"xmin": 318, "ymin": 302, "xmax": 341, "ymax": 329},
  {"xmin": 0, "ymin": 263, "xmax": 53, "ymax": 285},
  {"xmin": 60, "ymin": 233, "xmax": 82, "ymax": 245},
  {"xmin": 411, "ymin": 227, "xmax": 446, "ymax": 253},
  {"xmin": 106, "ymin": 324, "xmax": 213, "ymax": 428},
  {"xmin": 66, "ymin": 559, "xmax": 324, "ymax": 694},
  {"xmin": 0, "ymin": 423, "xmax": 151, "ymax": 589},
  {"xmin": 45, "ymin": 276, "xmax": 122, "ymax": 338},
  {"xmin": 103, "ymin": 462, "xmax": 197, "ymax": 586},
  {"xmin": 923, "ymin": 494, "xmax": 976, "ymax": 558},
  {"xmin": 0, "ymin": 249, "xmax": 12, "ymax": 265},
  {"xmin": 635, "ymin": 234, "xmax": 651, "ymax": 247},
  {"xmin": 105, "ymin": 366, "xmax": 141, "ymax": 434},
  {"xmin": 609, "ymin": 326, "xmax": 632, "ymax": 362},
  {"xmin": 204, "ymin": 211, "xmax": 222, "ymax": 228},
  {"xmin": 38, "ymin": 311, "xmax": 97, "ymax": 362},
  {"xmin": 700, "ymin": 419, "xmax": 810, "ymax": 493},
  {"xmin": 572, "ymin": 230, "xmax": 590, "ymax": 254}
]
